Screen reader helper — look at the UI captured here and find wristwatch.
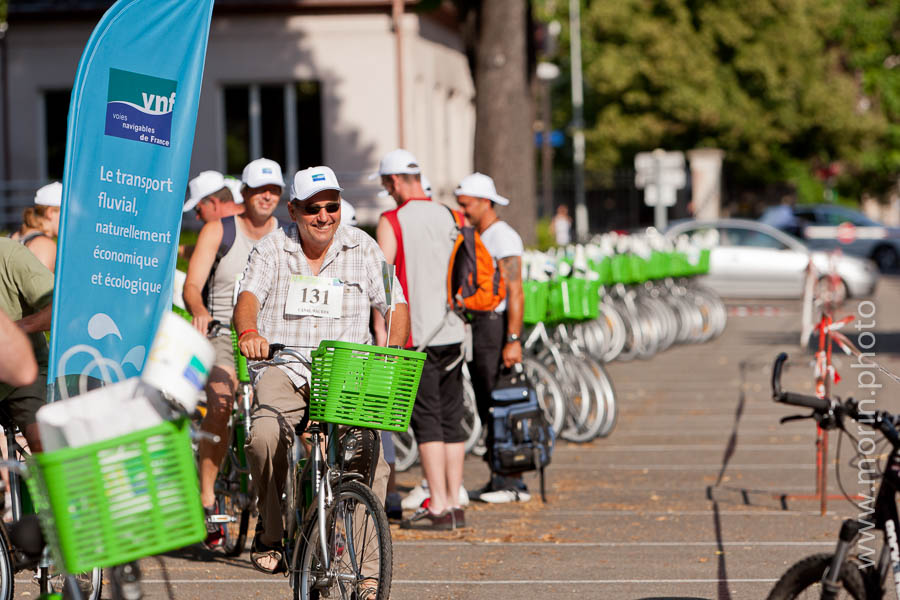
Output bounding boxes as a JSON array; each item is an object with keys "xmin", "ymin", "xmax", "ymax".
[{"xmin": 506, "ymin": 333, "xmax": 520, "ymax": 344}]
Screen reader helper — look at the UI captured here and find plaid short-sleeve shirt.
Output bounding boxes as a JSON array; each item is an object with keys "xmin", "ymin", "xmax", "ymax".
[{"xmin": 240, "ymin": 223, "xmax": 407, "ymax": 388}]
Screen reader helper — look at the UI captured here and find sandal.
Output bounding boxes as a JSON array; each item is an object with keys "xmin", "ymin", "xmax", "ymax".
[
  {"xmin": 357, "ymin": 578, "xmax": 379, "ymax": 599},
  {"xmin": 250, "ymin": 535, "xmax": 285, "ymax": 575}
]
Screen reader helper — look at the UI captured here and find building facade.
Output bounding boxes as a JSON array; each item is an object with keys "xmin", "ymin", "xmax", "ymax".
[{"xmin": 0, "ymin": 0, "xmax": 475, "ymax": 227}]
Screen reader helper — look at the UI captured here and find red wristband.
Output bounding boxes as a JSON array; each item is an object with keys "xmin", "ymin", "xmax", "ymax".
[{"xmin": 238, "ymin": 328, "xmax": 258, "ymax": 341}]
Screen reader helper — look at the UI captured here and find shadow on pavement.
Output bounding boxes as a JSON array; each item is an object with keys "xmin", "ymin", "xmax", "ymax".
[
  {"xmin": 743, "ymin": 331, "xmax": 803, "ymax": 346},
  {"xmin": 810, "ymin": 331, "xmax": 900, "ymax": 355},
  {"xmin": 162, "ymin": 544, "xmax": 256, "ymax": 571}
]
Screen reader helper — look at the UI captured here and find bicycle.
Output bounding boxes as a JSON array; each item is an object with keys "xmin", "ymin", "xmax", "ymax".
[
  {"xmin": 0, "ymin": 421, "xmax": 103, "ymax": 600},
  {"xmin": 768, "ymin": 351, "xmax": 900, "ymax": 599},
  {"xmin": 204, "ymin": 320, "xmax": 254, "ymax": 557},
  {"xmin": 253, "ymin": 341, "xmax": 425, "ymax": 600}
]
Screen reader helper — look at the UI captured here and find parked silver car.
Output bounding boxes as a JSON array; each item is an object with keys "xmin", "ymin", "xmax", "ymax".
[
  {"xmin": 666, "ymin": 219, "xmax": 878, "ymax": 299},
  {"xmin": 760, "ymin": 204, "xmax": 900, "ymax": 271}
]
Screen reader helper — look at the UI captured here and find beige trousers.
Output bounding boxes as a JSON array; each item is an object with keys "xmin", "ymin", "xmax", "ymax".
[{"xmin": 247, "ymin": 366, "xmax": 389, "ymax": 547}]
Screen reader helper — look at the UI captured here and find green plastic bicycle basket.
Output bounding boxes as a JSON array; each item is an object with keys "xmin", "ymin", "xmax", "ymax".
[
  {"xmin": 308, "ymin": 341, "xmax": 426, "ymax": 432},
  {"xmin": 583, "ymin": 280, "xmax": 601, "ymax": 320},
  {"xmin": 547, "ymin": 278, "xmax": 588, "ymax": 321},
  {"xmin": 523, "ymin": 280, "xmax": 549, "ymax": 325},
  {"xmin": 649, "ymin": 251, "xmax": 670, "ymax": 280},
  {"xmin": 26, "ymin": 419, "xmax": 205, "ymax": 574},
  {"xmin": 671, "ymin": 252, "xmax": 691, "ymax": 277},
  {"xmin": 610, "ymin": 254, "xmax": 632, "ymax": 284}
]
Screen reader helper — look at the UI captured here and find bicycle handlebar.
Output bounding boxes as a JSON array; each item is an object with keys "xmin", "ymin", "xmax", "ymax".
[
  {"xmin": 771, "ymin": 352, "xmax": 832, "ymax": 412},
  {"xmin": 772, "ymin": 352, "xmax": 900, "ymax": 449}
]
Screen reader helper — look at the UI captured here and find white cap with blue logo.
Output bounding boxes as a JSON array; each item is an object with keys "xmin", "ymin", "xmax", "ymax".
[
  {"xmin": 242, "ymin": 158, "xmax": 284, "ymax": 189},
  {"xmin": 291, "ymin": 166, "xmax": 343, "ymax": 202}
]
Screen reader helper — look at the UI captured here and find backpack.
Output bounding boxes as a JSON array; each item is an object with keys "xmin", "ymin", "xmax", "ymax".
[
  {"xmin": 489, "ymin": 367, "xmax": 554, "ymax": 502},
  {"xmin": 445, "ymin": 207, "xmax": 506, "ymax": 314}
]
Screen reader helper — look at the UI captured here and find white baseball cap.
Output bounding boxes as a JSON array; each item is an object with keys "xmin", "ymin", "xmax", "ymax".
[
  {"xmin": 224, "ymin": 176, "xmax": 244, "ymax": 205},
  {"xmin": 34, "ymin": 182, "xmax": 62, "ymax": 207},
  {"xmin": 242, "ymin": 158, "xmax": 284, "ymax": 189},
  {"xmin": 341, "ymin": 199, "xmax": 358, "ymax": 226},
  {"xmin": 290, "ymin": 166, "xmax": 343, "ymax": 202},
  {"xmin": 454, "ymin": 172, "xmax": 509, "ymax": 206},
  {"xmin": 368, "ymin": 149, "xmax": 421, "ymax": 180},
  {"xmin": 183, "ymin": 170, "xmax": 226, "ymax": 212},
  {"xmin": 377, "ymin": 172, "xmax": 432, "ymax": 199}
]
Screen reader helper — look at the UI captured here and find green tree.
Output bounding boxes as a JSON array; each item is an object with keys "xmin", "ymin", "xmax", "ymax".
[{"xmin": 539, "ymin": 0, "xmax": 900, "ymax": 202}]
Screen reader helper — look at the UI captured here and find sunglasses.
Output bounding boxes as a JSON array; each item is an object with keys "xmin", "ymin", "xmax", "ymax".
[{"xmin": 297, "ymin": 202, "xmax": 341, "ymax": 216}]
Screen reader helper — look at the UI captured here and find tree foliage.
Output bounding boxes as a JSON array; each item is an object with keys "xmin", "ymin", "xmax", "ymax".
[{"xmin": 538, "ymin": 0, "xmax": 900, "ymax": 201}]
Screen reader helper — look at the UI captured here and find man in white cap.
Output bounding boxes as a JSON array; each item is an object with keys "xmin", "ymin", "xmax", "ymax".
[
  {"xmin": 182, "ymin": 170, "xmax": 243, "ymax": 224},
  {"xmin": 453, "ymin": 172, "xmax": 527, "ymax": 503},
  {"xmin": 179, "ymin": 170, "xmax": 245, "ymax": 261},
  {"xmin": 182, "ymin": 158, "xmax": 283, "ymax": 548},
  {"xmin": 235, "ymin": 166, "xmax": 409, "ymax": 576},
  {"xmin": 375, "ymin": 149, "xmax": 467, "ymax": 530}
]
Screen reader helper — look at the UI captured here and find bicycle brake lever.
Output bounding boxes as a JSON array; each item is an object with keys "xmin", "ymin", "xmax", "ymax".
[{"xmin": 780, "ymin": 414, "xmax": 813, "ymax": 424}]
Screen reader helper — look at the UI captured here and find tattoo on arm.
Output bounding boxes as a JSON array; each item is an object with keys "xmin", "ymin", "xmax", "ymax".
[{"xmin": 499, "ymin": 256, "xmax": 522, "ymax": 283}]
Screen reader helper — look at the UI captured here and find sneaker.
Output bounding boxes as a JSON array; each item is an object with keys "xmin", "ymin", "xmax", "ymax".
[
  {"xmin": 457, "ymin": 485, "xmax": 469, "ymax": 507},
  {"xmin": 468, "ymin": 474, "xmax": 506, "ymax": 502},
  {"xmin": 479, "ymin": 488, "xmax": 531, "ymax": 504},
  {"xmin": 400, "ymin": 508, "xmax": 454, "ymax": 531},
  {"xmin": 203, "ymin": 506, "xmax": 225, "ymax": 549},
  {"xmin": 401, "ymin": 480, "xmax": 430, "ymax": 510},
  {"xmin": 385, "ymin": 492, "xmax": 403, "ymax": 521},
  {"xmin": 452, "ymin": 507, "xmax": 465, "ymax": 529}
]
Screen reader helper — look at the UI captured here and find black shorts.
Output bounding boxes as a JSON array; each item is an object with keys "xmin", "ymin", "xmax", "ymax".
[
  {"xmin": 410, "ymin": 343, "xmax": 465, "ymax": 444},
  {"xmin": 1, "ymin": 368, "xmax": 47, "ymax": 430}
]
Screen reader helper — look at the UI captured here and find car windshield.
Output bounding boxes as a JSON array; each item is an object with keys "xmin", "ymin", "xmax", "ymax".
[
  {"xmin": 721, "ymin": 227, "xmax": 790, "ymax": 250},
  {"xmin": 817, "ymin": 206, "xmax": 879, "ymax": 227}
]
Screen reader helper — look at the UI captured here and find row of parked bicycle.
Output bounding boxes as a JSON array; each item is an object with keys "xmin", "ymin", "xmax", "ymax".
[{"xmin": 391, "ymin": 229, "xmax": 727, "ymax": 470}]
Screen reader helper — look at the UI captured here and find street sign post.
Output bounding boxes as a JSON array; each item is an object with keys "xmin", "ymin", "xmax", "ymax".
[{"xmin": 635, "ymin": 149, "xmax": 687, "ymax": 231}]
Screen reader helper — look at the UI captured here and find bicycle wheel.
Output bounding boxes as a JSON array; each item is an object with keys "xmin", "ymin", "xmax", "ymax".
[
  {"xmin": 294, "ymin": 480, "xmax": 392, "ymax": 600},
  {"xmin": 50, "ymin": 567, "xmax": 102, "ymax": 600},
  {"xmin": 582, "ymin": 357, "xmax": 617, "ymax": 439},
  {"xmin": 391, "ymin": 427, "xmax": 418, "ymax": 472},
  {"xmin": 461, "ymin": 376, "xmax": 482, "ymax": 454},
  {"xmin": 0, "ymin": 527, "xmax": 12, "ymax": 600},
  {"xmin": 765, "ymin": 553, "xmax": 865, "ymax": 600},
  {"xmin": 215, "ymin": 457, "xmax": 251, "ymax": 557},
  {"xmin": 522, "ymin": 357, "xmax": 566, "ymax": 435},
  {"xmin": 560, "ymin": 361, "xmax": 606, "ymax": 443}
]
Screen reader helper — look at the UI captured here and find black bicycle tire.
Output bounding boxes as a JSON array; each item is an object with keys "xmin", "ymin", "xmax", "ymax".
[
  {"xmin": 293, "ymin": 480, "xmax": 393, "ymax": 600},
  {"xmin": 0, "ymin": 526, "xmax": 13, "ymax": 600},
  {"xmin": 217, "ymin": 453, "xmax": 251, "ymax": 558},
  {"xmin": 766, "ymin": 553, "xmax": 866, "ymax": 600}
]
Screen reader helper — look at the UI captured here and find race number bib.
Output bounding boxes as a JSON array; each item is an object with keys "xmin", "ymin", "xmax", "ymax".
[{"xmin": 286, "ymin": 275, "xmax": 344, "ymax": 318}]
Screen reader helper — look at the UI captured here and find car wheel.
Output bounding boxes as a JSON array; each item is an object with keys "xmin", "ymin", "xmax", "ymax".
[{"xmin": 871, "ymin": 245, "xmax": 899, "ymax": 272}]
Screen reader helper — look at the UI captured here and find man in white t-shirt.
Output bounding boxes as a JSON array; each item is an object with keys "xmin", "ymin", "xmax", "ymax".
[{"xmin": 453, "ymin": 173, "xmax": 528, "ymax": 503}]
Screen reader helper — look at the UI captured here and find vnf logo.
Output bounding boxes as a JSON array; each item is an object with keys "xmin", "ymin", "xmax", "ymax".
[{"xmin": 104, "ymin": 68, "xmax": 178, "ymax": 148}]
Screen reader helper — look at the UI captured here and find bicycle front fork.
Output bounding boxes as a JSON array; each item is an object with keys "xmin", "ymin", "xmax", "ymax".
[{"xmin": 821, "ymin": 519, "xmax": 860, "ymax": 600}]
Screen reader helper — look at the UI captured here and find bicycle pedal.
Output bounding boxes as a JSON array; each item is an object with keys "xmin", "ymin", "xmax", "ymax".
[{"xmin": 207, "ymin": 514, "xmax": 236, "ymax": 524}]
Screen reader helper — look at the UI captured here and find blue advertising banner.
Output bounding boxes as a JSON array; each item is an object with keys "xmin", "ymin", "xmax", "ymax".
[{"xmin": 48, "ymin": 0, "xmax": 214, "ymax": 397}]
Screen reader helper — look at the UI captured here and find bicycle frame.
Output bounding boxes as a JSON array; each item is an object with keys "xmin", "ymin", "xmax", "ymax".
[{"xmin": 821, "ymin": 447, "xmax": 900, "ymax": 599}]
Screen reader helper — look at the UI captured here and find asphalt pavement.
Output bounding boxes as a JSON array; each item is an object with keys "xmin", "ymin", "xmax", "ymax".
[{"xmin": 17, "ymin": 276, "xmax": 900, "ymax": 599}]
